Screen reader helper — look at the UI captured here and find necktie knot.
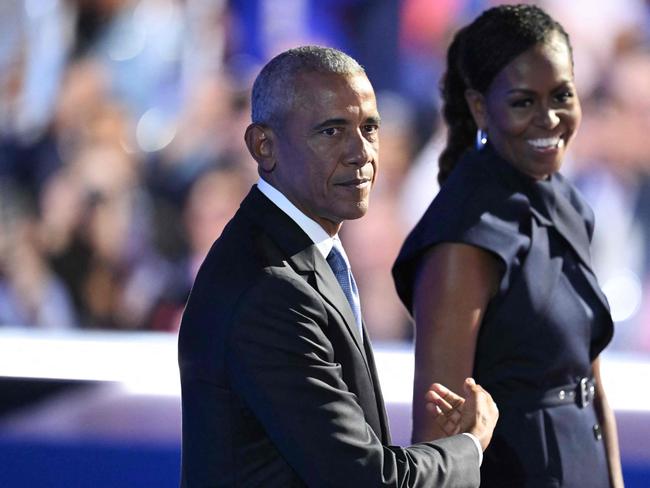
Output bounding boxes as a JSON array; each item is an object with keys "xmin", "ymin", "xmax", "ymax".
[{"xmin": 326, "ymin": 244, "xmax": 347, "ymax": 274}]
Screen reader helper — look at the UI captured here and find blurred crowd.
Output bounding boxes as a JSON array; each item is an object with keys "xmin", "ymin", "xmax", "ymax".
[{"xmin": 0, "ymin": 0, "xmax": 649, "ymax": 353}]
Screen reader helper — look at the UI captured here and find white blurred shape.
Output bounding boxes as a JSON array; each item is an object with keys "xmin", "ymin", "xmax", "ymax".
[
  {"xmin": 25, "ymin": 0, "xmax": 58, "ymax": 17},
  {"xmin": 107, "ymin": 14, "xmax": 146, "ymax": 61},
  {"xmin": 0, "ymin": 330, "xmax": 648, "ymax": 409},
  {"xmin": 136, "ymin": 107, "xmax": 177, "ymax": 152},
  {"xmin": 602, "ymin": 270, "xmax": 643, "ymax": 322}
]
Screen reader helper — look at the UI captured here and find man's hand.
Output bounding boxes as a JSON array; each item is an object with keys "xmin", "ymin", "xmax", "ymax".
[{"xmin": 425, "ymin": 378, "xmax": 498, "ymax": 451}]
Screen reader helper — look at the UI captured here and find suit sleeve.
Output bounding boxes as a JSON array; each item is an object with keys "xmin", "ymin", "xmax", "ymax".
[{"xmin": 227, "ymin": 272, "xmax": 480, "ymax": 488}]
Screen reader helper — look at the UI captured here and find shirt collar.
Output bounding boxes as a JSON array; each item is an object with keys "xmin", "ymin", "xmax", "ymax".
[{"xmin": 257, "ymin": 178, "xmax": 334, "ymax": 259}]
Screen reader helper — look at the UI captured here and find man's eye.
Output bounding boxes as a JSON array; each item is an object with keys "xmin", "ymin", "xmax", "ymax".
[
  {"xmin": 364, "ymin": 125, "xmax": 379, "ymax": 134},
  {"xmin": 321, "ymin": 127, "xmax": 341, "ymax": 136}
]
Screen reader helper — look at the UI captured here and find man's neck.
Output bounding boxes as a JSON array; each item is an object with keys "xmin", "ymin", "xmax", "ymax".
[{"xmin": 257, "ymin": 178, "xmax": 336, "ymax": 258}]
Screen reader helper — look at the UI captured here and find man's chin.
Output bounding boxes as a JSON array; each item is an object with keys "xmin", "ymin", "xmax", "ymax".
[
  {"xmin": 344, "ymin": 203, "xmax": 369, "ymax": 221},
  {"xmin": 322, "ymin": 204, "xmax": 369, "ymax": 227}
]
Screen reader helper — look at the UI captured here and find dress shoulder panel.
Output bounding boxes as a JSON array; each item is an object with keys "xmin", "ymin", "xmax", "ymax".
[{"xmin": 393, "ymin": 151, "xmax": 532, "ymax": 312}]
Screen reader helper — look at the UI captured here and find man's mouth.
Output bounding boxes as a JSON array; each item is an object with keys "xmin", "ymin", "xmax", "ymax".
[{"xmin": 336, "ymin": 177, "xmax": 372, "ymax": 188}]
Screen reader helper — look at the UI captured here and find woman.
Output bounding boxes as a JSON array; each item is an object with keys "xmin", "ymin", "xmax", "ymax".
[{"xmin": 392, "ymin": 5, "xmax": 623, "ymax": 487}]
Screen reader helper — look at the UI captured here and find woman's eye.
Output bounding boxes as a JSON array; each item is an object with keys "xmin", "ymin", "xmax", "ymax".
[
  {"xmin": 555, "ymin": 91, "xmax": 574, "ymax": 103},
  {"xmin": 511, "ymin": 99, "xmax": 533, "ymax": 108}
]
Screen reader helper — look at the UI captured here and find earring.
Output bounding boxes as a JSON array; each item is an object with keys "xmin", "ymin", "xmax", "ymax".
[{"xmin": 475, "ymin": 129, "xmax": 488, "ymax": 150}]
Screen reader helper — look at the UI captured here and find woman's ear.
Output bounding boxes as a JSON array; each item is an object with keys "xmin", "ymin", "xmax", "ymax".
[
  {"xmin": 464, "ymin": 89, "xmax": 488, "ymax": 130},
  {"xmin": 244, "ymin": 124, "xmax": 276, "ymax": 173}
]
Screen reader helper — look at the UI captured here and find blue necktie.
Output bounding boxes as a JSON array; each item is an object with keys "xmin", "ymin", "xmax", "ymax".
[{"xmin": 327, "ymin": 238, "xmax": 363, "ymax": 339}]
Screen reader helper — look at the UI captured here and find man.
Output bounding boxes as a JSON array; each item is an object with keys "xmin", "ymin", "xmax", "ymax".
[{"xmin": 178, "ymin": 45, "xmax": 498, "ymax": 487}]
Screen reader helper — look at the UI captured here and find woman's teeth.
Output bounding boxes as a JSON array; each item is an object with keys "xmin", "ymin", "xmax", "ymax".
[{"xmin": 528, "ymin": 137, "xmax": 563, "ymax": 149}]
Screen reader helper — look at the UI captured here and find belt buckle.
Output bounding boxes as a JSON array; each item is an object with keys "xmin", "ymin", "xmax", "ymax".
[{"xmin": 578, "ymin": 377, "xmax": 593, "ymax": 408}]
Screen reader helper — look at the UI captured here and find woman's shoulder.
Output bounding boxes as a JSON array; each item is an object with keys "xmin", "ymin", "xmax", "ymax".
[{"xmin": 392, "ymin": 150, "xmax": 534, "ymax": 311}]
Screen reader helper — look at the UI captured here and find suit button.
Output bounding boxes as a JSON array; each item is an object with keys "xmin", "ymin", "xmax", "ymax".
[{"xmin": 593, "ymin": 423, "xmax": 602, "ymax": 441}]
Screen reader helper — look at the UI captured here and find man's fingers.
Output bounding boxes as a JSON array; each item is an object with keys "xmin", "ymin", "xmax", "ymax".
[
  {"xmin": 426, "ymin": 400, "xmax": 462, "ymax": 435},
  {"xmin": 460, "ymin": 378, "xmax": 499, "ymax": 451},
  {"xmin": 430, "ymin": 382, "xmax": 465, "ymax": 410},
  {"xmin": 425, "ymin": 387, "xmax": 462, "ymax": 427},
  {"xmin": 425, "ymin": 389, "xmax": 455, "ymax": 415},
  {"xmin": 463, "ymin": 378, "xmax": 498, "ymax": 410}
]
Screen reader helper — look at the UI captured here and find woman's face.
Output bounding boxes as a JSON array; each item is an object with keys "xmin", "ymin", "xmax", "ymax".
[{"xmin": 469, "ymin": 31, "xmax": 581, "ymax": 179}]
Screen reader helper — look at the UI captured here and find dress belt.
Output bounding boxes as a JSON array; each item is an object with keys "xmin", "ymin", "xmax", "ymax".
[{"xmin": 495, "ymin": 377, "xmax": 596, "ymax": 410}]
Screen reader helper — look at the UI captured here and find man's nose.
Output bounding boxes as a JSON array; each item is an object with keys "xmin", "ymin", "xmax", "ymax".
[{"xmin": 343, "ymin": 130, "xmax": 375, "ymax": 166}]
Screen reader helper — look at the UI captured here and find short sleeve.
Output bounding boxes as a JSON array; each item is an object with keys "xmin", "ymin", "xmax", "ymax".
[{"xmin": 392, "ymin": 158, "xmax": 532, "ymax": 314}]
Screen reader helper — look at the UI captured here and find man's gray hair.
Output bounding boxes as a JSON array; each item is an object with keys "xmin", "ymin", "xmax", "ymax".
[{"xmin": 251, "ymin": 45, "xmax": 365, "ymax": 127}]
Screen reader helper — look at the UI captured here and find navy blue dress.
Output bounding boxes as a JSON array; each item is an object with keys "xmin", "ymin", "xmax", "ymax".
[{"xmin": 393, "ymin": 145, "xmax": 614, "ymax": 487}]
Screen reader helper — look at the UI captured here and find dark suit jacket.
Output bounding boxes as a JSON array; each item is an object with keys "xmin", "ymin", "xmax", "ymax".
[{"xmin": 178, "ymin": 186, "xmax": 480, "ymax": 487}]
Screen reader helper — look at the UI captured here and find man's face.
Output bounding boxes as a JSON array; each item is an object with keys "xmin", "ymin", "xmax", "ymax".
[{"xmin": 269, "ymin": 71, "xmax": 380, "ymax": 235}]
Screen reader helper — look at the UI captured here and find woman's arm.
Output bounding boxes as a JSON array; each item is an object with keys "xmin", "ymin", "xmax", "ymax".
[
  {"xmin": 592, "ymin": 357, "xmax": 625, "ymax": 488},
  {"xmin": 411, "ymin": 242, "xmax": 501, "ymax": 443}
]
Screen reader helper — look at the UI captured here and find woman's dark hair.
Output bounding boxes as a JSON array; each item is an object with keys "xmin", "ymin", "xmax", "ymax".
[{"xmin": 438, "ymin": 4, "xmax": 572, "ymax": 184}]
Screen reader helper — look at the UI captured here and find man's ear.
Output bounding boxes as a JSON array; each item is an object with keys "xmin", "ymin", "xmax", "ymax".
[
  {"xmin": 464, "ymin": 89, "xmax": 487, "ymax": 130},
  {"xmin": 244, "ymin": 123, "xmax": 276, "ymax": 173}
]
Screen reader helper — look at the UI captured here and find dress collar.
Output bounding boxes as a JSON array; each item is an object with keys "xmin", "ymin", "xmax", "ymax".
[{"xmin": 479, "ymin": 143, "xmax": 558, "ymax": 223}]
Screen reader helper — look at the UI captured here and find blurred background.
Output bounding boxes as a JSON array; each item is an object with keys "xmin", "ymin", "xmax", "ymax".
[{"xmin": 0, "ymin": 0, "xmax": 649, "ymax": 486}]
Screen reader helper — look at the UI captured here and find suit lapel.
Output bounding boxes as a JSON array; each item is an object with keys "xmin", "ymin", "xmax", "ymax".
[
  {"xmin": 287, "ymin": 241, "xmax": 368, "ymax": 362},
  {"xmin": 241, "ymin": 186, "xmax": 370, "ymax": 363},
  {"xmin": 312, "ymin": 260, "xmax": 366, "ymax": 352}
]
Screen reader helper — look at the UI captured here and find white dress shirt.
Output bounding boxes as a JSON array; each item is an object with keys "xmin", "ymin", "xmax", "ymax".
[{"xmin": 257, "ymin": 178, "xmax": 334, "ymax": 258}]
